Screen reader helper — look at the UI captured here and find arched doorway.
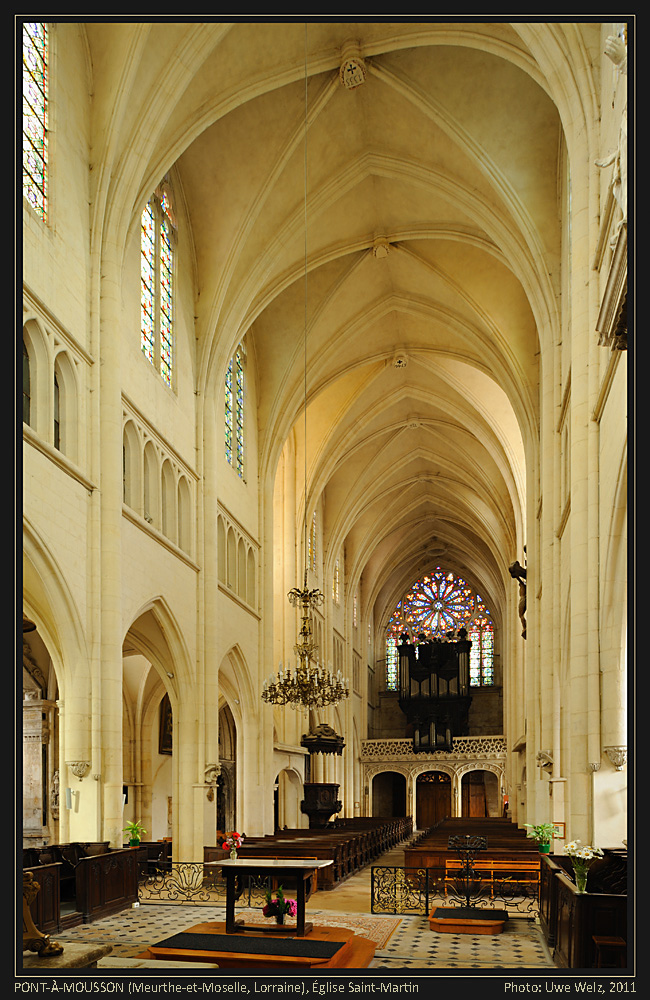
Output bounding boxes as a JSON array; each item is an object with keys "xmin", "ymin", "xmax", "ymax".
[
  {"xmin": 23, "ymin": 618, "xmax": 60, "ymax": 847},
  {"xmin": 372, "ymin": 771, "xmax": 406, "ymax": 817},
  {"xmin": 217, "ymin": 703, "xmax": 237, "ymax": 834},
  {"xmin": 416, "ymin": 771, "xmax": 451, "ymax": 829},
  {"xmin": 461, "ymin": 769, "xmax": 500, "ymax": 817}
]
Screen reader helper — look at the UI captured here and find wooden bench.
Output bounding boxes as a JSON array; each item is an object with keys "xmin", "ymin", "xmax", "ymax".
[
  {"xmin": 127, "ymin": 840, "xmax": 173, "ymax": 873},
  {"xmin": 24, "ymin": 843, "xmax": 140, "ymax": 926},
  {"xmin": 592, "ymin": 936, "xmax": 626, "ymax": 969},
  {"xmin": 207, "ymin": 818, "xmax": 410, "ymax": 892},
  {"xmin": 444, "ymin": 858, "xmax": 541, "ymax": 899}
]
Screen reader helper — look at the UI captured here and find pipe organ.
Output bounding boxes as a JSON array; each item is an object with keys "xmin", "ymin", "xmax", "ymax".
[{"xmin": 397, "ymin": 628, "xmax": 472, "ymax": 752}]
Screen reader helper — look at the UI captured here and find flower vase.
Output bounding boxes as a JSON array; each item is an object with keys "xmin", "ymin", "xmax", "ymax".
[
  {"xmin": 574, "ymin": 868, "xmax": 588, "ymax": 893},
  {"xmin": 275, "ymin": 912, "xmax": 284, "ymax": 925},
  {"xmin": 230, "ymin": 848, "xmax": 238, "ymax": 860}
]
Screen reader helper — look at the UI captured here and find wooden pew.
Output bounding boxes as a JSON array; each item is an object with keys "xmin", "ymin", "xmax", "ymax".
[
  {"xmin": 444, "ymin": 857, "xmax": 541, "ymax": 899},
  {"xmin": 403, "ymin": 818, "xmax": 539, "ymax": 883},
  {"xmin": 207, "ymin": 818, "xmax": 412, "ymax": 892},
  {"xmin": 540, "ymin": 851, "xmax": 627, "ymax": 968},
  {"xmin": 24, "ymin": 843, "xmax": 141, "ymax": 925}
]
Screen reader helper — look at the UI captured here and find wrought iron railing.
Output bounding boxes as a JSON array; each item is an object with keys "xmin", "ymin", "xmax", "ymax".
[
  {"xmin": 136, "ymin": 862, "xmax": 271, "ymax": 908},
  {"xmin": 371, "ymin": 865, "xmax": 539, "ymax": 917}
]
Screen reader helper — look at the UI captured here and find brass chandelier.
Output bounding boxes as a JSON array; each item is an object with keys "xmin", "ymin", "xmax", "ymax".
[
  {"xmin": 262, "ymin": 572, "xmax": 349, "ymax": 710},
  {"xmin": 261, "ymin": 26, "xmax": 349, "ymax": 713}
]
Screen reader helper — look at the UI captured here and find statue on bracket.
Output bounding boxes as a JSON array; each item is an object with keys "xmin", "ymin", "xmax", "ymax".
[
  {"xmin": 508, "ymin": 558, "xmax": 527, "ymax": 640},
  {"xmin": 596, "ymin": 32, "xmax": 627, "ymax": 245}
]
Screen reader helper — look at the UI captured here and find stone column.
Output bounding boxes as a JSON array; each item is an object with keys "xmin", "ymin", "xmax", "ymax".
[
  {"xmin": 96, "ymin": 244, "xmax": 126, "ymax": 847},
  {"xmin": 199, "ymin": 391, "xmax": 220, "ymax": 845},
  {"xmin": 568, "ymin": 155, "xmax": 601, "ymax": 844}
]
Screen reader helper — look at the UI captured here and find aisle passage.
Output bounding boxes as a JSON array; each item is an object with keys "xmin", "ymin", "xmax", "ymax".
[{"xmin": 50, "ymin": 840, "xmax": 555, "ymax": 971}]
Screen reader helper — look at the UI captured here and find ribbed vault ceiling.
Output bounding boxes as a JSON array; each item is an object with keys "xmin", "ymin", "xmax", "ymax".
[{"xmin": 87, "ymin": 20, "xmax": 571, "ymax": 636}]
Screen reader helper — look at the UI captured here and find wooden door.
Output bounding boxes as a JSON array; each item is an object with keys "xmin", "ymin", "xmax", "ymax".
[
  {"xmin": 461, "ymin": 771, "xmax": 488, "ymax": 817},
  {"xmin": 416, "ymin": 772, "xmax": 451, "ymax": 828}
]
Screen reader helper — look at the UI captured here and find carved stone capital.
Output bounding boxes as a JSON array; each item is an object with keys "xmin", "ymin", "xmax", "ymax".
[
  {"xmin": 588, "ymin": 761, "xmax": 601, "ymax": 773},
  {"xmin": 604, "ymin": 746, "xmax": 627, "ymax": 771},
  {"xmin": 67, "ymin": 761, "xmax": 91, "ymax": 780}
]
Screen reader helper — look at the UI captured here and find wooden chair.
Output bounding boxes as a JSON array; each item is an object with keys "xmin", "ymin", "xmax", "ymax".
[{"xmin": 593, "ymin": 935, "xmax": 626, "ymax": 968}]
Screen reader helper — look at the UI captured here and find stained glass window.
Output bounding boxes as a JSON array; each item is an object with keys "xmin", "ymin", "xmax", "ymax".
[
  {"xmin": 140, "ymin": 183, "xmax": 175, "ymax": 386},
  {"xmin": 225, "ymin": 361, "xmax": 233, "ymax": 465},
  {"xmin": 385, "ymin": 567, "xmax": 494, "ymax": 690},
  {"xmin": 23, "ymin": 22, "xmax": 48, "ymax": 221},
  {"xmin": 225, "ymin": 346, "xmax": 245, "ymax": 477}
]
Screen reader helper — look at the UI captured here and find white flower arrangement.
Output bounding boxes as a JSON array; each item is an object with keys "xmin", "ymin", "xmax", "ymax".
[
  {"xmin": 563, "ymin": 839, "xmax": 604, "ymax": 891},
  {"xmin": 564, "ymin": 840, "xmax": 603, "ymax": 861}
]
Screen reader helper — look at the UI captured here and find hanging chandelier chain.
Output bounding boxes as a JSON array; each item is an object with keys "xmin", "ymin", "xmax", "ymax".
[
  {"xmin": 260, "ymin": 24, "xmax": 349, "ymax": 713},
  {"xmin": 303, "ymin": 21, "xmax": 309, "ymax": 573}
]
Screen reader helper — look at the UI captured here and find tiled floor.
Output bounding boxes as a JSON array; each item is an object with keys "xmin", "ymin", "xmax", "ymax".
[{"xmin": 52, "ymin": 840, "xmax": 556, "ymax": 972}]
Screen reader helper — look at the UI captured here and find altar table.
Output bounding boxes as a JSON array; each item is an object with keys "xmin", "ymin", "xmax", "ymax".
[{"xmin": 209, "ymin": 858, "xmax": 333, "ymax": 937}]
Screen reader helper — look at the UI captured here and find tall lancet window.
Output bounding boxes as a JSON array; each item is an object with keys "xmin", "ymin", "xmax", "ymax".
[
  {"xmin": 141, "ymin": 180, "xmax": 176, "ymax": 387},
  {"xmin": 384, "ymin": 567, "xmax": 494, "ymax": 690},
  {"xmin": 23, "ymin": 22, "xmax": 48, "ymax": 221},
  {"xmin": 225, "ymin": 343, "xmax": 245, "ymax": 477}
]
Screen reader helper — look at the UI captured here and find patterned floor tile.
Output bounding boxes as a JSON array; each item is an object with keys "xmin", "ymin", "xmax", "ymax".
[{"xmin": 52, "ymin": 900, "xmax": 554, "ymax": 971}]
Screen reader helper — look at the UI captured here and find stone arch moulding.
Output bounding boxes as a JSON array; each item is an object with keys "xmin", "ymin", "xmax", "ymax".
[
  {"xmin": 22, "ymin": 316, "xmax": 53, "ymax": 435},
  {"xmin": 365, "ymin": 764, "xmax": 412, "ymax": 783},
  {"xmin": 124, "ymin": 596, "xmax": 195, "ymax": 707},
  {"xmin": 218, "ymin": 644, "xmax": 257, "ymax": 732},
  {"xmin": 22, "ymin": 516, "xmax": 89, "ymax": 692},
  {"xmin": 414, "ymin": 763, "xmax": 456, "ymax": 781},
  {"xmin": 455, "ymin": 761, "xmax": 505, "ymax": 779}
]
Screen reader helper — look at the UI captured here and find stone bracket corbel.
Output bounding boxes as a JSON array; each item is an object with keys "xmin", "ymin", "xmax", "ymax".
[
  {"xmin": 67, "ymin": 761, "xmax": 91, "ymax": 781},
  {"xmin": 604, "ymin": 746, "xmax": 627, "ymax": 771}
]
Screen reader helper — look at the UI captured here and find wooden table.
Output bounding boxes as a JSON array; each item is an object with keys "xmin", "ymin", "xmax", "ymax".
[{"xmin": 209, "ymin": 858, "xmax": 333, "ymax": 937}]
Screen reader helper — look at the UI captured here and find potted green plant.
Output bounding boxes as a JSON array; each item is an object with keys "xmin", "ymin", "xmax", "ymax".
[
  {"xmin": 124, "ymin": 820, "xmax": 147, "ymax": 847},
  {"xmin": 524, "ymin": 822, "xmax": 559, "ymax": 853}
]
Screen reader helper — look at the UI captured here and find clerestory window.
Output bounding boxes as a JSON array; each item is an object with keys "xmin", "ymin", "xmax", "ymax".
[
  {"xmin": 141, "ymin": 181, "xmax": 176, "ymax": 387},
  {"xmin": 225, "ymin": 344, "xmax": 245, "ymax": 477},
  {"xmin": 23, "ymin": 22, "xmax": 48, "ymax": 221}
]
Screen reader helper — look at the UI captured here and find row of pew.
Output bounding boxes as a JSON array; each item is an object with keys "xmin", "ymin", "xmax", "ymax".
[
  {"xmin": 204, "ymin": 817, "xmax": 413, "ymax": 891},
  {"xmin": 403, "ymin": 816, "xmax": 539, "ymax": 878}
]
